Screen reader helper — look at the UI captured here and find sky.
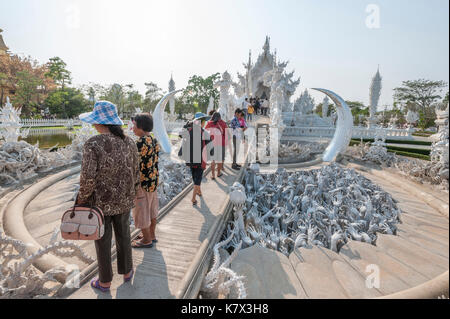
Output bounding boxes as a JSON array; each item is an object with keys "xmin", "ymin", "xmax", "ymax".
[{"xmin": 0, "ymin": 0, "xmax": 449, "ymax": 109}]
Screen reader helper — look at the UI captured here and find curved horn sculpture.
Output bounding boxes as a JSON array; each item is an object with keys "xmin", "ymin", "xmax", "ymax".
[
  {"xmin": 152, "ymin": 89, "xmax": 183, "ymax": 153},
  {"xmin": 312, "ymin": 88, "xmax": 353, "ymax": 162}
]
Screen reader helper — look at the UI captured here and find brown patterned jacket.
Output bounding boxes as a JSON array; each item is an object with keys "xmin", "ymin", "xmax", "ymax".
[{"xmin": 77, "ymin": 133, "xmax": 140, "ymax": 216}]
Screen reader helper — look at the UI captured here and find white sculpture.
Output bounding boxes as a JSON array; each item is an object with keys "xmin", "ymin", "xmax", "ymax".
[
  {"xmin": 0, "ymin": 228, "xmax": 94, "ymax": 299},
  {"xmin": 312, "ymin": 89, "xmax": 354, "ymax": 162},
  {"xmin": 322, "ymin": 96, "xmax": 330, "ymax": 118},
  {"xmin": 220, "ymin": 164, "xmax": 401, "ymax": 257},
  {"xmin": 406, "ymin": 110, "xmax": 419, "ymax": 127},
  {"xmin": 293, "ymin": 89, "xmax": 315, "ymax": 115},
  {"xmin": 207, "ymin": 96, "xmax": 215, "ymax": 115},
  {"xmin": 263, "ymin": 67, "xmax": 285, "ymax": 130},
  {"xmin": 152, "ymin": 89, "xmax": 183, "ymax": 154},
  {"xmin": 234, "ymin": 37, "xmax": 300, "ymax": 114},
  {"xmin": 214, "ymin": 71, "xmax": 234, "ymax": 122},
  {"xmin": 0, "ymin": 97, "xmax": 29, "ymax": 143},
  {"xmin": 368, "ymin": 67, "xmax": 382, "ymax": 128},
  {"xmin": 168, "ymin": 75, "xmax": 176, "ymax": 116}
]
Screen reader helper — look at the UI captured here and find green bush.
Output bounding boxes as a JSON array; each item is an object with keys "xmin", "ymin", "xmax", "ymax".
[
  {"xmin": 387, "ymin": 150, "xmax": 430, "ymax": 161},
  {"xmin": 351, "ymin": 138, "xmax": 432, "ymax": 146},
  {"xmin": 386, "ymin": 146, "xmax": 430, "ymax": 156}
]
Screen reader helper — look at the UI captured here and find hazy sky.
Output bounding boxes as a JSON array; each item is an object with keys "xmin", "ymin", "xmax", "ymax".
[{"xmin": 1, "ymin": 0, "xmax": 449, "ymax": 109}]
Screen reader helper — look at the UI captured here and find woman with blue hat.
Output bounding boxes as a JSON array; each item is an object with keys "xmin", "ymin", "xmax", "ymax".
[{"xmin": 77, "ymin": 101, "xmax": 140, "ymax": 292}]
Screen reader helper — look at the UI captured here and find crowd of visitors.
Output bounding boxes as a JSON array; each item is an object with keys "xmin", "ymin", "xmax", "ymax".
[
  {"xmin": 241, "ymin": 97, "xmax": 269, "ymax": 121},
  {"xmin": 75, "ymin": 96, "xmax": 267, "ymax": 292}
]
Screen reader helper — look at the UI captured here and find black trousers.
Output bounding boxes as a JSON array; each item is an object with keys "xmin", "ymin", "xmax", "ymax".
[{"xmin": 95, "ymin": 211, "xmax": 133, "ymax": 283}]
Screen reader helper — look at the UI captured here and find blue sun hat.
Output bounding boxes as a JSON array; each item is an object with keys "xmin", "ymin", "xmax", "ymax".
[
  {"xmin": 194, "ymin": 112, "xmax": 211, "ymax": 121},
  {"xmin": 79, "ymin": 101, "xmax": 124, "ymax": 125}
]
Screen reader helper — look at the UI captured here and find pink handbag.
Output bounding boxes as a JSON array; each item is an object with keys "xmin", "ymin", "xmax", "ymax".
[{"xmin": 60, "ymin": 204, "xmax": 105, "ymax": 241}]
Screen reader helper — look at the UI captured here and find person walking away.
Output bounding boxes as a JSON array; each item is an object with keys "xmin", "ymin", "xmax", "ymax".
[
  {"xmin": 242, "ymin": 98, "xmax": 249, "ymax": 121},
  {"xmin": 205, "ymin": 112, "xmax": 228, "ymax": 179},
  {"xmin": 180, "ymin": 113, "xmax": 211, "ymax": 206},
  {"xmin": 247, "ymin": 103, "xmax": 254, "ymax": 122},
  {"xmin": 131, "ymin": 113, "xmax": 160, "ymax": 249},
  {"xmin": 230, "ymin": 109, "xmax": 247, "ymax": 170},
  {"xmin": 263, "ymin": 98, "xmax": 270, "ymax": 116},
  {"xmin": 255, "ymin": 98, "xmax": 261, "ymax": 115},
  {"xmin": 77, "ymin": 101, "xmax": 139, "ymax": 292}
]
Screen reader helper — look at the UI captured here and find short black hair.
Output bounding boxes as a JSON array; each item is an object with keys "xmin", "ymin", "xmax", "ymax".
[
  {"xmin": 133, "ymin": 113, "xmax": 153, "ymax": 132},
  {"xmin": 209, "ymin": 110, "xmax": 216, "ymax": 116},
  {"xmin": 235, "ymin": 108, "xmax": 241, "ymax": 114}
]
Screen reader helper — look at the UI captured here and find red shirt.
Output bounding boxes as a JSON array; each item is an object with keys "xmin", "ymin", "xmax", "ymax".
[{"xmin": 205, "ymin": 120, "xmax": 228, "ymax": 147}]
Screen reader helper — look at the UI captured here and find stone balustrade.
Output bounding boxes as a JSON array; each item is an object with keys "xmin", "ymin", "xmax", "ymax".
[{"xmin": 283, "ymin": 126, "xmax": 414, "ymax": 140}]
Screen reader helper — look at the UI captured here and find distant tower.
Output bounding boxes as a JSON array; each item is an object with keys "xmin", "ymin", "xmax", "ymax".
[
  {"xmin": 369, "ymin": 66, "xmax": 382, "ymax": 127},
  {"xmin": 322, "ymin": 96, "xmax": 330, "ymax": 118},
  {"xmin": 168, "ymin": 74, "xmax": 176, "ymax": 116},
  {"xmin": 0, "ymin": 28, "xmax": 9, "ymax": 56}
]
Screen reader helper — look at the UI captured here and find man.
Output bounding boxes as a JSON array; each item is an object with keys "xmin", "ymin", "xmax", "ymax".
[
  {"xmin": 242, "ymin": 98, "xmax": 249, "ymax": 121},
  {"xmin": 255, "ymin": 98, "xmax": 261, "ymax": 115},
  {"xmin": 262, "ymin": 99, "xmax": 269, "ymax": 116},
  {"xmin": 230, "ymin": 109, "xmax": 247, "ymax": 170}
]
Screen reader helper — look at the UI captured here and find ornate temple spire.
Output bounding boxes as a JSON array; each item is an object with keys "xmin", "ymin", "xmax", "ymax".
[
  {"xmin": 168, "ymin": 73, "xmax": 176, "ymax": 92},
  {"xmin": 263, "ymin": 35, "xmax": 270, "ymax": 54},
  {"xmin": 0, "ymin": 28, "xmax": 9, "ymax": 55},
  {"xmin": 369, "ymin": 66, "xmax": 382, "ymax": 119}
]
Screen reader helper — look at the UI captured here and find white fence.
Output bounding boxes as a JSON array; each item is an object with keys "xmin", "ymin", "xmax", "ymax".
[
  {"xmin": 283, "ymin": 126, "xmax": 414, "ymax": 140},
  {"xmin": 16, "ymin": 118, "xmax": 185, "ymax": 132},
  {"xmin": 20, "ymin": 119, "xmax": 82, "ymax": 127}
]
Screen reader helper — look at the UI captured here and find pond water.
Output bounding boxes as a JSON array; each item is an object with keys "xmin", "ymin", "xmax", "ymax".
[{"xmin": 19, "ymin": 129, "xmax": 74, "ymax": 149}]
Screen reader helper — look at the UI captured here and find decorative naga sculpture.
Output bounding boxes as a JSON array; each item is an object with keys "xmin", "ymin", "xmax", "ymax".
[{"xmin": 0, "ymin": 97, "xmax": 28, "ymax": 143}]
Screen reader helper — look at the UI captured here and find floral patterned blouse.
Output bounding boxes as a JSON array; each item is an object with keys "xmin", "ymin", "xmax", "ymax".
[{"xmin": 137, "ymin": 135, "xmax": 160, "ymax": 192}]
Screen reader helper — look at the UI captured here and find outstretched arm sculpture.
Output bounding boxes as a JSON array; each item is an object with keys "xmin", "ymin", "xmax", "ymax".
[
  {"xmin": 152, "ymin": 89, "xmax": 183, "ymax": 153},
  {"xmin": 312, "ymin": 88, "xmax": 353, "ymax": 162}
]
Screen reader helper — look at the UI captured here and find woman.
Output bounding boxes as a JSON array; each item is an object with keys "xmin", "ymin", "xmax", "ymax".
[
  {"xmin": 179, "ymin": 112, "xmax": 211, "ymax": 206},
  {"xmin": 131, "ymin": 113, "xmax": 160, "ymax": 249},
  {"xmin": 77, "ymin": 101, "xmax": 140, "ymax": 292},
  {"xmin": 205, "ymin": 112, "xmax": 228, "ymax": 179}
]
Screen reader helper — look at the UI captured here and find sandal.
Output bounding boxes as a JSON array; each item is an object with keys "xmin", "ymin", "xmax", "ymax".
[
  {"xmin": 152, "ymin": 239, "xmax": 158, "ymax": 244},
  {"xmin": 124, "ymin": 269, "xmax": 134, "ymax": 283},
  {"xmin": 217, "ymin": 173, "xmax": 223, "ymax": 178},
  {"xmin": 192, "ymin": 200, "xmax": 198, "ymax": 206},
  {"xmin": 132, "ymin": 240, "xmax": 153, "ymax": 249},
  {"xmin": 91, "ymin": 279, "xmax": 110, "ymax": 293}
]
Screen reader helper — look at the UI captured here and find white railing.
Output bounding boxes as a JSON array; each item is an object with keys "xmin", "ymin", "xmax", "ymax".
[
  {"xmin": 283, "ymin": 126, "xmax": 414, "ymax": 140},
  {"xmin": 19, "ymin": 119, "xmax": 82, "ymax": 127}
]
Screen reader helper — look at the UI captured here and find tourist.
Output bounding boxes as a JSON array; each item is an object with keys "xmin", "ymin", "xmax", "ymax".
[
  {"xmin": 242, "ymin": 98, "xmax": 249, "ymax": 121},
  {"xmin": 77, "ymin": 101, "xmax": 139, "ymax": 292},
  {"xmin": 247, "ymin": 102, "xmax": 254, "ymax": 122},
  {"xmin": 131, "ymin": 113, "xmax": 160, "ymax": 249},
  {"xmin": 180, "ymin": 112, "xmax": 211, "ymax": 206},
  {"xmin": 230, "ymin": 109, "xmax": 247, "ymax": 170},
  {"xmin": 262, "ymin": 98, "xmax": 269, "ymax": 116},
  {"xmin": 255, "ymin": 98, "xmax": 261, "ymax": 115},
  {"xmin": 205, "ymin": 112, "xmax": 228, "ymax": 179}
]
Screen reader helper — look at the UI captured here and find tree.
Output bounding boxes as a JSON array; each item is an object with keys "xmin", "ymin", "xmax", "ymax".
[
  {"xmin": 393, "ymin": 79, "xmax": 447, "ymax": 112},
  {"xmin": 345, "ymin": 101, "xmax": 369, "ymax": 126},
  {"xmin": 44, "ymin": 87, "xmax": 90, "ymax": 118},
  {"xmin": 182, "ymin": 73, "xmax": 220, "ymax": 114},
  {"xmin": 0, "ymin": 72, "xmax": 7, "ymax": 106},
  {"xmin": 393, "ymin": 79, "xmax": 448, "ymax": 129},
  {"xmin": 143, "ymin": 82, "xmax": 163, "ymax": 113},
  {"xmin": 13, "ymin": 71, "xmax": 43, "ymax": 117},
  {"xmin": 0, "ymin": 54, "xmax": 56, "ymax": 109},
  {"xmin": 45, "ymin": 57, "xmax": 72, "ymax": 89}
]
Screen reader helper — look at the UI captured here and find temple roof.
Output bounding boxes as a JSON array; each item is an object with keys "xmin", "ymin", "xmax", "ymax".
[{"xmin": 0, "ymin": 28, "xmax": 9, "ymax": 52}]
